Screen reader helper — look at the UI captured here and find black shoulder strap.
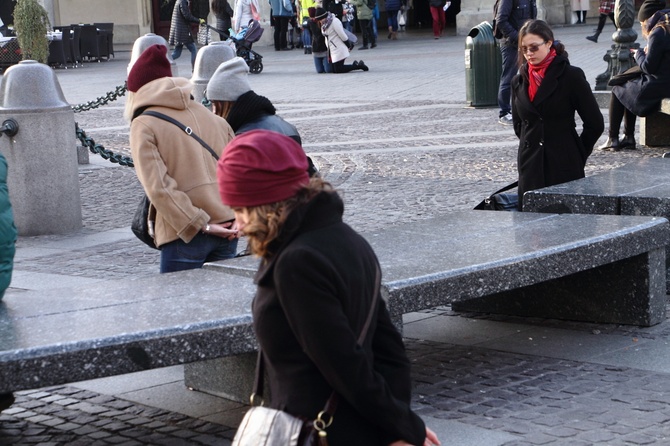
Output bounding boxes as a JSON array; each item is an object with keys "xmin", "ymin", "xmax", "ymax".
[{"xmin": 141, "ymin": 110, "xmax": 219, "ymax": 160}]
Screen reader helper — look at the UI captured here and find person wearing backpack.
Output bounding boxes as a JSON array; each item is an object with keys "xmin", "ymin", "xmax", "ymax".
[{"xmin": 494, "ymin": 0, "xmax": 536, "ymax": 125}]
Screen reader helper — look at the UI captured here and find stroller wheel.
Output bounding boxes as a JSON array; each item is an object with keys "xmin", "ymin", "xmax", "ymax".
[{"xmin": 249, "ymin": 60, "xmax": 263, "ymax": 74}]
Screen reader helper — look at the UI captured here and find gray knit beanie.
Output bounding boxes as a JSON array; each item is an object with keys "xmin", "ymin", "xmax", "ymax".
[{"xmin": 206, "ymin": 57, "xmax": 251, "ymax": 102}]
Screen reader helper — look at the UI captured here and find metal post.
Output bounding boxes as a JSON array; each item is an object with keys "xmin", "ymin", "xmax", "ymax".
[{"xmin": 595, "ymin": 0, "xmax": 640, "ymax": 90}]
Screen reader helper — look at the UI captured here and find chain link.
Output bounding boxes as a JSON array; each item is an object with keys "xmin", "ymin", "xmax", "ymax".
[
  {"xmin": 75, "ymin": 122, "xmax": 134, "ymax": 167},
  {"xmin": 72, "ymin": 84, "xmax": 127, "ymax": 113}
]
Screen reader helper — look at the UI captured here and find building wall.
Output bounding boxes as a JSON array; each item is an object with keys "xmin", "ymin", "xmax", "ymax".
[
  {"xmin": 457, "ymin": 0, "xmax": 571, "ymax": 35},
  {"xmin": 45, "ymin": 0, "xmax": 152, "ymax": 44}
]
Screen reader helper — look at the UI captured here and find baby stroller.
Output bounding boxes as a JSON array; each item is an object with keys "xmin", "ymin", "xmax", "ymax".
[{"xmin": 207, "ymin": 20, "xmax": 264, "ymax": 74}]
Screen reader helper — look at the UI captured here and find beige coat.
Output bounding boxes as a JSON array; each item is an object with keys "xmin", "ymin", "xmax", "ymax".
[{"xmin": 130, "ymin": 77, "xmax": 235, "ymax": 248}]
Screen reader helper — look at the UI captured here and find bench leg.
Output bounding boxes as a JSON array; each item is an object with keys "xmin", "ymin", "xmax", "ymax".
[
  {"xmin": 452, "ymin": 249, "xmax": 666, "ymax": 326},
  {"xmin": 184, "ymin": 353, "xmax": 258, "ymax": 403},
  {"xmin": 640, "ymin": 112, "xmax": 670, "ymax": 147}
]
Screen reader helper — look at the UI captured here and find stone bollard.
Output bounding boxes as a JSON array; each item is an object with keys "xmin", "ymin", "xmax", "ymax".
[
  {"xmin": 191, "ymin": 42, "xmax": 236, "ymax": 105},
  {"xmin": 0, "ymin": 60, "xmax": 82, "ymax": 236},
  {"xmin": 128, "ymin": 33, "xmax": 178, "ymax": 77}
]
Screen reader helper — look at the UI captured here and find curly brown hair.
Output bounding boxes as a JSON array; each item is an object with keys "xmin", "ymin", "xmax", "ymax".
[{"xmin": 238, "ymin": 177, "xmax": 333, "ymax": 258}]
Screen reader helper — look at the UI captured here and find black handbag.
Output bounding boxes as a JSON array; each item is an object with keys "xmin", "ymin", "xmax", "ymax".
[
  {"xmin": 608, "ymin": 65, "xmax": 643, "ymax": 87},
  {"xmin": 474, "ymin": 181, "xmax": 519, "ymax": 211},
  {"xmin": 131, "ymin": 194, "xmax": 158, "ymax": 249},
  {"xmin": 130, "ymin": 111, "xmax": 220, "ymax": 250},
  {"xmin": 232, "ymin": 266, "xmax": 381, "ymax": 446}
]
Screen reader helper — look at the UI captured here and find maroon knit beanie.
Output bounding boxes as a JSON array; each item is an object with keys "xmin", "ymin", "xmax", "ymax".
[
  {"xmin": 218, "ymin": 130, "xmax": 310, "ymax": 207},
  {"xmin": 127, "ymin": 44, "xmax": 172, "ymax": 93}
]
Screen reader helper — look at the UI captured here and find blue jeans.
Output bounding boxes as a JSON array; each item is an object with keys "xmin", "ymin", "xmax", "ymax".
[
  {"xmin": 302, "ymin": 26, "xmax": 312, "ymax": 47},
  {"xmin": 160, "ymin": 232, "xmax": 238, "ymax": 273},
  {"xmin": 314, "ymin": 56, "xmax": 332, "ymax": 73},
  {"xmin": 498, "ymin": 44, "xmax": 518, "ymax": 117},
  {"xmin": 387, "ymin": 9, "xmax": 399, "ymax": 31},
  {"xmin": 172, "ymin": 41, "xmax": 198, "ymax": 68}
]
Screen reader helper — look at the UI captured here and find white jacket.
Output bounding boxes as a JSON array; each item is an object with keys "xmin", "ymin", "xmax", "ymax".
[
  {"xmin": 234, "ymin": 0, "xmax": 260, "ymax": 32},
  {"xmin": 322, "ymin": 16, "xmax": 349, "ymax": 63}
]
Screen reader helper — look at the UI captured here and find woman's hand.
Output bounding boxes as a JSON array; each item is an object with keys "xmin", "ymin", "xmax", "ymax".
[
  {"xmin": 204, "ymin": 220, "xmax": 239, "ymax": 240},
  {"xmin": 389, "ymin": 427, "xmax": 441, "ymax": 446}
]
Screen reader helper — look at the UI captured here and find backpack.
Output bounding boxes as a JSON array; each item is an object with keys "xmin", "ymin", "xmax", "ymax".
[{"xmin": 492, "ymin": 0, "xmax": 503, "ymax": 39}]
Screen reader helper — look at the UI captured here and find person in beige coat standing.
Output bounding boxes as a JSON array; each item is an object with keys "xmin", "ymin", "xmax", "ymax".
[{"xmin": 126, "ymin": 44, "xmax": 239, "ymax": 273}]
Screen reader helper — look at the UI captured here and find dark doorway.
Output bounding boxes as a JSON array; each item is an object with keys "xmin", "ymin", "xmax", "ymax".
[
  {"xmin": 153, "ymin": 0, "xmax": 177, "ymax": 39},
  {"xmin": 0, "ymin": 0, "xmax": 15, "ymax": 30}
]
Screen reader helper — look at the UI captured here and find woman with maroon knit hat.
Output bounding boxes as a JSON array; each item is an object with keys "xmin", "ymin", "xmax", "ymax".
[
  {"xmin": 126, "ymin": 44, "xmax": 239, "ymax": 272},
  {"xmin": 217, "ymin": 129, "xmax": 439, "ymax": 446}
]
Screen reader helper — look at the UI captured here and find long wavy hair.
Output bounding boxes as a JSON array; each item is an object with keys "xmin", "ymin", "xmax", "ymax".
[
  {"xmin": 238, "ymin": 177, "xmax": 333, "ymax": 258},
  {"xmin": 517, "ymin": 20, "xmax": 567, "ymax": 67}
]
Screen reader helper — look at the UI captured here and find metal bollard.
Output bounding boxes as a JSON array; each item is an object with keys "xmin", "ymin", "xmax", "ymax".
[
  {"xmin": 191, "ymin": 41, "xmax": 236, "ymax": 105},
  {"xmin": 128, "ymin": 33, "xmax": 178, "ymax": 77},
  {"xmin": 0, "ymin": 60, "xmax": 82, "ymax": 236}
]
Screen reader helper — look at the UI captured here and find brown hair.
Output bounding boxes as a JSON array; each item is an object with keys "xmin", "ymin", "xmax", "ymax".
[
  {"xmin": 238, "ymin": 177, "xmax": 333, "ymax": 258},
  {"xmin": 211, "ymin": 100, "xmax": 235, "ymax": 119},
  {"xmin": 517, "ymin": 19, "xmax": 567, "ymax": 66}
]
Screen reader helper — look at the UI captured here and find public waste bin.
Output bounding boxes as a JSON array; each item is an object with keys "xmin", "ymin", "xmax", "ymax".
[{"xmin": 465, "ymin": 21, "xmax": 502, "ymax": 107}]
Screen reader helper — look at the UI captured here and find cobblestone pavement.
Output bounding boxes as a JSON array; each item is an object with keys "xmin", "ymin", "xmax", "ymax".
[{"xmin": 3, "ymin": 23, "xmax": 670, "ymax": 445}]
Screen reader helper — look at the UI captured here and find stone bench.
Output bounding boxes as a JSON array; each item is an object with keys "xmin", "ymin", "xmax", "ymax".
[
  {"xmin": 3, "ymin": 211, "xmax": 667, "ymax": 406},
  {"xmin": 0, "ymin": 269, "xmax": 258, "ymax": 400},
  {"xmin": 594, "ymin": 91, "xmax": 670, "ymax": 147},
  {"xmin": 207, "ymin": 210, "xmax": 669, "ymax": 328},
  {"xmin": 524, "ymin": 158, "xmax": 670, "ymax": 287},
  {"xmin": 640, "ymin": 98, "xmax": 670, "ymax": 147}
]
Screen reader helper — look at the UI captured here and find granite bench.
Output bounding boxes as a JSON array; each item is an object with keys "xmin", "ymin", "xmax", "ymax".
[
  {"xmin": 206, "ymin": 210, "xmax": 669, "ymax": 328},
  {"xmin": 0, "ymin": 269, "xmax": 258, "ymax": 400},
  {"xmin": 523, "ymin": 158, "xmax": 670, "ymax": 287},
  {"xmin": 640, "ymin": 98, "xmax": 670, "ymax": 147}
]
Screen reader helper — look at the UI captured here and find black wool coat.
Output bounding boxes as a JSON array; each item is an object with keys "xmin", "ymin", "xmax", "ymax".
[
  {"xmin": 169, "ymin": 0, "xmax": 200, "ymax": 45},
  {"xmin": 252, "ymin": 191, "xmax": 426, "ymax": 446},
  {"xmin": 511, "ymin": 54, "xmax": 604, "ymax": 209},
  {"xmin": 613, "ymin": 25, "xmax": 670, "ymax": 117}
]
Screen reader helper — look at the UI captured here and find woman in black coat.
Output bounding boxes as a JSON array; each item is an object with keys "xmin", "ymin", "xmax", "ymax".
[
  {"xmin": 600, "ymin": 1, "xmax": 670, "ymax": 151},
  {"xmin": 211, "ymin": 0, "xmax": 234, "ymax": 39},
  {"xmin": 217, "ymin": 130, "xmax": 439, "ymax": 446},
  {"xmin": 511, "ymin": 20, "xmax": 603, "ymax": 210}
]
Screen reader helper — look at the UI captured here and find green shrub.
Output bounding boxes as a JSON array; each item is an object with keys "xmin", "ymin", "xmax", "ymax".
[{"xmin": 13, "ymin": 0, "xmax": 51, "ymax": 63}]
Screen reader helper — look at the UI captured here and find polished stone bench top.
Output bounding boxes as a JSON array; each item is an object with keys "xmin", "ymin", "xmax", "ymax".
[
  {"xmin": 523, "ymin": 159, "xmax": 670, "ymax": 215},
  {"xmin": 0, "ymin": 269, "xmax": 258, "ymax": 393},
  {"xmin": 206, "ymin": 210, "xmax": 670, "ymax": 316}
]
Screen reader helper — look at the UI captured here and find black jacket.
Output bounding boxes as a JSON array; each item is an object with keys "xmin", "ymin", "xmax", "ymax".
[
  {"xmin": 495, "ymin": 0, "xmax": 537, "ymax": 47},
  {"xmin": 252, "ymin": 192, "xmax": 426, "ymax": 445},
  {"xmin": 512, "ymin": 54, "xmax": 604, "ymax": 209},
  {"xmin": 613, "ymin": 25, "xmax": 670, "ymax": 117}
]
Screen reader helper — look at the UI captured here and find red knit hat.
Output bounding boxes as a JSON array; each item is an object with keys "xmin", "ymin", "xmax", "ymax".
[
  {"xmin": 127, "ymin": 44, "xmax": 172, "ymax": 92},
  {"xmin": 218, "ymin": 130, "xmax": 310, "ymax": 207}
]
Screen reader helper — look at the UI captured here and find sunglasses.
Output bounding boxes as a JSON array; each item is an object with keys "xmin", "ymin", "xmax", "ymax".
[{"xmin": 519, "ymin": 41, "xmax": 547, "ymax": 54}]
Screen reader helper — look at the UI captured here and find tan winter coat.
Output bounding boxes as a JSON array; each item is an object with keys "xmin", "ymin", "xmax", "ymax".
[{"xmin": 130, "ymin": 77, "xmax": 235, "ymax": 248}]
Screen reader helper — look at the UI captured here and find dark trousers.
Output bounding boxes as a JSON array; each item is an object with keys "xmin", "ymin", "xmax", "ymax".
[
  {"xmin": 359, "ymin": 19, "xmax": 375, "ymax": 46},
  {"xmin": 332, "ymin": 60, "xmax": 358, "ymax": 73},
  {"xmin": 609, "ymin": 94, "xmax": 637, "ymax": 137},
  {"xmin": 273, "ymin": 16, "xmax": 290, "ymax": 50}
]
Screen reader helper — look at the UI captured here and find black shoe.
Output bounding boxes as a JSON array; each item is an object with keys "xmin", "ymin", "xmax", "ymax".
[
  {"xmin": 586, "ymin": 35, "xmax": 598, "ymax": 43},
  {"xmin": 358, "ymin": 61, "xmax": 369, "ymax": 71},
  {"xmin": 280, "ymin": 47, "xmax": 293, "ymax": 51},
  {"xmin": 620, "ymin": 135, "xmax": 636, "ymax": 149},
  {"xmin": 371, "ymin": 42, "xmax": 377, "ymax": 48},
  {"xmin": 352, "ymin": 60, "xmax": 359, "ymax": 66},
  {"xmin": 359, "ymin": 45, "xmax": 368, "ymax": 50},
  {"xmin": 598, "ymin": 136, "xmax": 620, "ymax": 151},
  {"xmin": 0, "ymin": 393, "xmax": 15, "ymax": 412},
  {"xmin": 304, "ymin": 47, "xmax": 312, "ymax": 54}
]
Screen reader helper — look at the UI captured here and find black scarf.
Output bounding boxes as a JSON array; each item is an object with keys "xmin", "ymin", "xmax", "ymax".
[{"xmin": 226, "ymin": 90, "xmax": 276, "ymax": 132}]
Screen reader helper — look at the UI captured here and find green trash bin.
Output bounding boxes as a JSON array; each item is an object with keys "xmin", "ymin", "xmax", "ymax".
[{"xmin": 465, "ymin": 21, "xmax": 502, "ymax": 107}]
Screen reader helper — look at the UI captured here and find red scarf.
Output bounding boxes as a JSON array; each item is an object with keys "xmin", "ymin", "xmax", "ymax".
[{"xmin": 527, "ymin": 48, "xmax": 556, "ymax": 102}]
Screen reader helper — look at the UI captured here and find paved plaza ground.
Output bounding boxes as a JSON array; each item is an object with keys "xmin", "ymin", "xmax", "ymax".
[{"xmin": 2, "ymin": 21, "xmax": 670, "ymax": 445}]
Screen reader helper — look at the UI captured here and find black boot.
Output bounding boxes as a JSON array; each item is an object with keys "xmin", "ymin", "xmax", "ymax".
[
  {"xmin": 586, "ymin": 14, "xmax": 607, "ymax": 42},
  {"xmin": 620, "ymin": 134, "xmax": 636, "ymax": 149}
]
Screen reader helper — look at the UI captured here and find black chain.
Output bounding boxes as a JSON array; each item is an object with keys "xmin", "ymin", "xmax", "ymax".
[
  {"xmin": 72, "ymin": 84, "xmax": 127, "ymax": 113},
  {"xmin": 75, "ymin": 122, "xmax": 134, "ymax": 167}
]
